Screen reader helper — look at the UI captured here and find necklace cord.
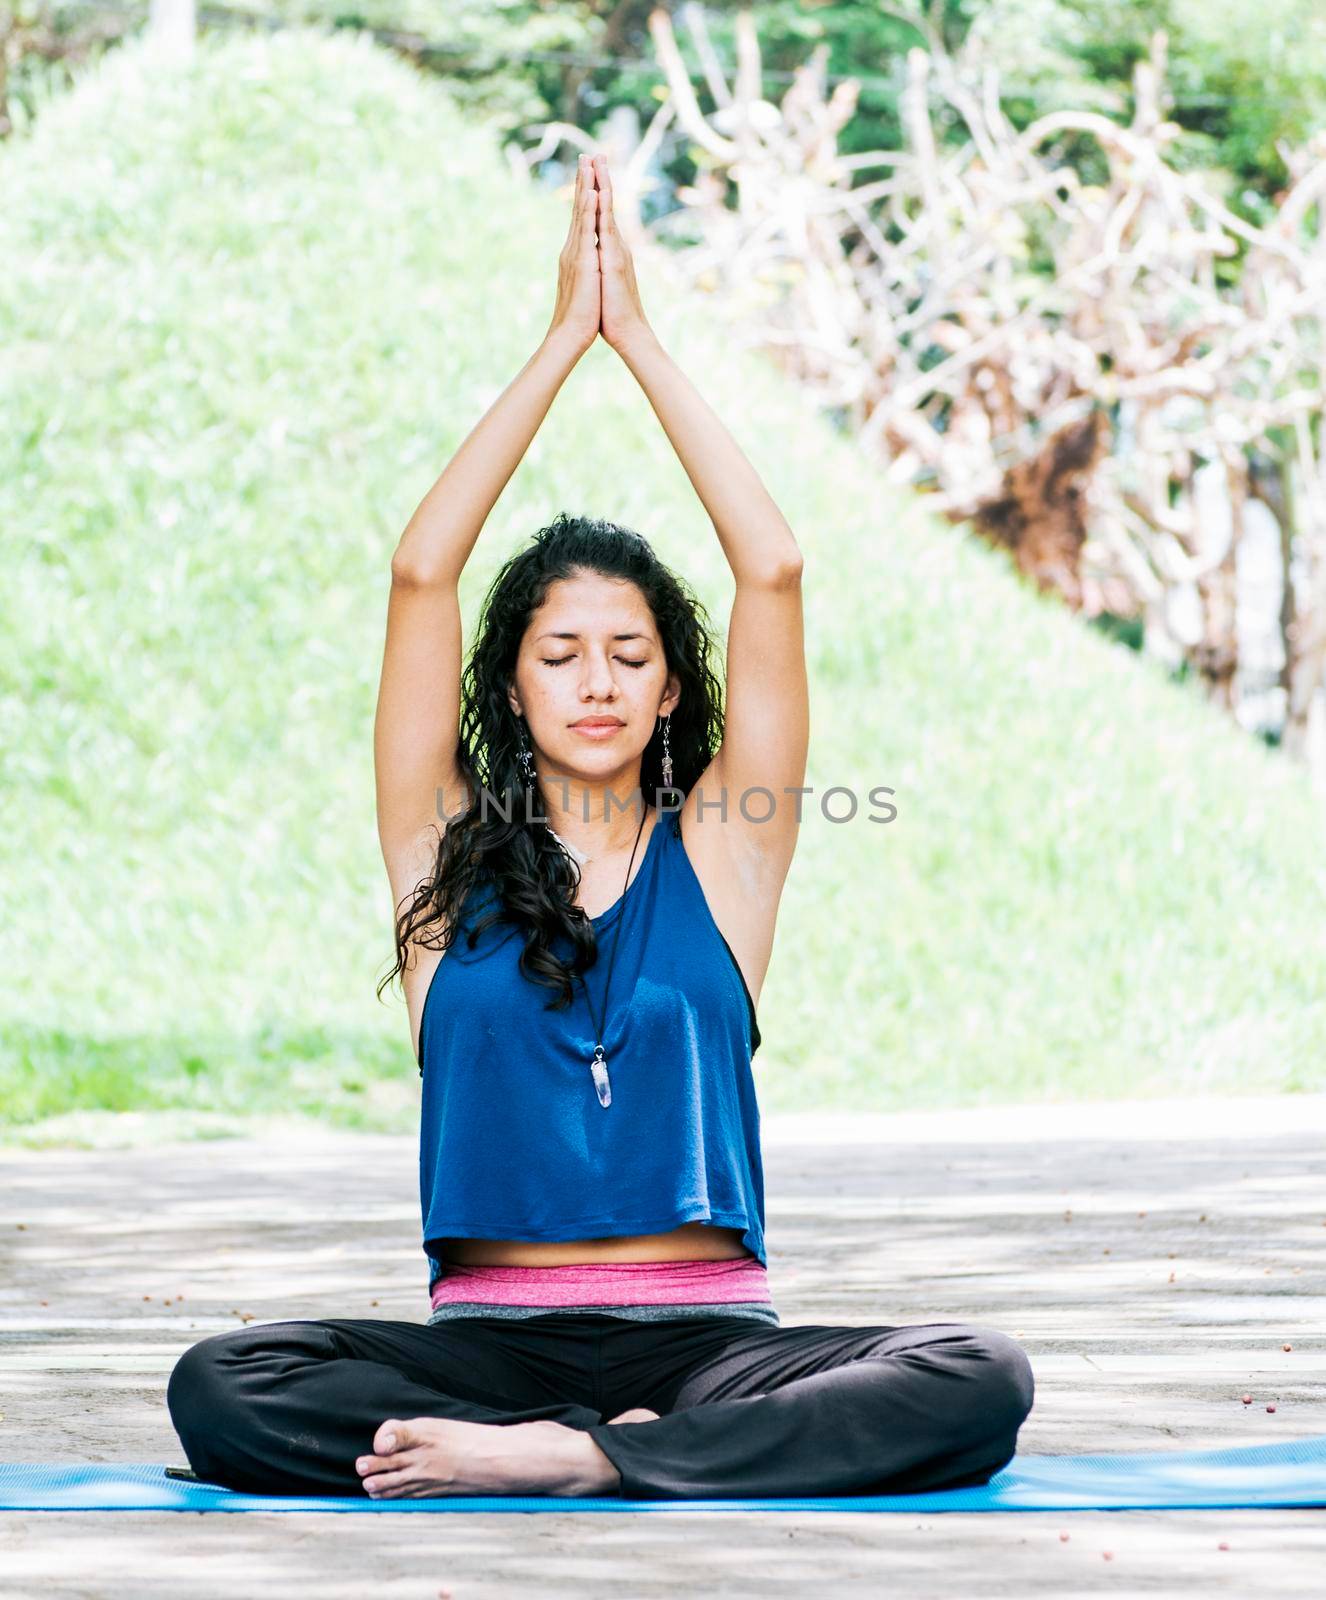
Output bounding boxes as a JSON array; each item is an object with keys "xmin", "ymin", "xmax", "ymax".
[{"xmin": 579, "ymin": 804, "xmax": 650, "ymax": 1104}]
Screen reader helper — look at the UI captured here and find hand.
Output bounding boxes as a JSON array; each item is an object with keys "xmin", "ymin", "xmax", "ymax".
[
  {"xmin": 546, "ymin": 154, "xmax": 601, "ymax": 358},
  {"xmin": 592, "ymin": 153, "xmax": 653, "ymax": 355}
]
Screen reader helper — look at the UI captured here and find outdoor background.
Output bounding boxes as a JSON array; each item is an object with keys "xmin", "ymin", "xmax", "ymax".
[{"xmin": 3, "ymin": 0, "xmax": 1325, "ymax": 1149}]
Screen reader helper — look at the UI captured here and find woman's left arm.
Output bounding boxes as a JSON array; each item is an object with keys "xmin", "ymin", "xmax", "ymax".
[
  {"xmin": 593, "ymin": 158, "xmax": 808, "ymax": 848},
  {"xmin": 619, "ymin": 330, "xmax": 804, "ymax": 585}
]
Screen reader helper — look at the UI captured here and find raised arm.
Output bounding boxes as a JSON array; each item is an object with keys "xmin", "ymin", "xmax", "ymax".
[
  {"xmin": 592, "ymin": 155, "xmax": 808, "ymax": 875},
  {"xmin": 374, "ymin": 156, "xmax": 603, "ymax": 887}
]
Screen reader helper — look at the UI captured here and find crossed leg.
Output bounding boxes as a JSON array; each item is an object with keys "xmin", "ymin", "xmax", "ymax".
[
  {"xmin": 166, "ymin": 1315, "xmax": 607, "ymax": 1497},
  {"xmin": 582, "ymin": 1317, "xmax": 1037, "ymax": 1500}
]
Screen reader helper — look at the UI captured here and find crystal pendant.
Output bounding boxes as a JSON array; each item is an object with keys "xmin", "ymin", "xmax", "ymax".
[{"xmin": 589, "ymin": 1046, "xmax": 612, "ymax": 1108}]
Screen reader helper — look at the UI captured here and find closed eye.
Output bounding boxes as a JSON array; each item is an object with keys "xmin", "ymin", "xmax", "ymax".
[{"xmin": 542, "ymin": 656, "xmax": 648, "ymax": 669}]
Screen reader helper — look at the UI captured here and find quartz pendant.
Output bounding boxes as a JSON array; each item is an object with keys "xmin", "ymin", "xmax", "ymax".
[{"xmin": 589, "ymin": 1047, "xmax": 612, "ymax": 1108}]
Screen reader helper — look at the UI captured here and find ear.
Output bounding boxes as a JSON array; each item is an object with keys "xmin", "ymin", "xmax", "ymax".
[
  {"xmin": 660, "ymin": 673, "xmax": 681, "ymax": 720},
  {"xmin": 507, "ymin": 681, "xmax": 523, "ymax": 720}
]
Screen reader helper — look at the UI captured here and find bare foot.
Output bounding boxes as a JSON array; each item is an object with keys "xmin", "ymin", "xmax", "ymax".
[
  {"xmin": 606, "ymin": 1407, "xmax": 660, "ymax": 1424},
  {"xmin": 355, "ymin": 1416, "xmax": 620, "ymax": 1499}
]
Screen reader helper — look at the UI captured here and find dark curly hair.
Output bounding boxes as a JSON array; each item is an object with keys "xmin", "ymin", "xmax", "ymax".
[{"xmin": 376, "ymin": 511, "xmax": 726, "ymax": 1012}]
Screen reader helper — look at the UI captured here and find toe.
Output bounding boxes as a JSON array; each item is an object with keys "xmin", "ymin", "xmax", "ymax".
[
  {"xmin": 359, "ymin": 1445, "xmax": 411, "ymax": 1476},
  {"xmin": 373, "ymin": 1418, "xmax": 407, "ymax": 1454},
  {"xmin": 362, "ymin": 1465, "xmax": 416, "ymax": 1498}
]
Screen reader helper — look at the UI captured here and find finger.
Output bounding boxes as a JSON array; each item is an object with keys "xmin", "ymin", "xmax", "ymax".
[
  {"xmin": 568, "ymin": 175, "xmax": 595, "ymax": 257},
  {"xmin": 581, "ymin": 172, "xmax": 599, "ymax": 240},
  {"xmin": 593, "ymin": 154, "xmax": 613, "ymax": 220}
]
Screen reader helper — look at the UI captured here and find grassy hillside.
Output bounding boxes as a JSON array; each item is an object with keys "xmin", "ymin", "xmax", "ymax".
[{"xmin": 2, "ymin": 27, "xmax": 1323, "ymax": 1148}]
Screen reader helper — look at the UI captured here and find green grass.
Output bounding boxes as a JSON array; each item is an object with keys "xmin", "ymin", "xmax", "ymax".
[{"xmin": 2, "ymin": 26, "xmax": 1323, "ymax": 1149}]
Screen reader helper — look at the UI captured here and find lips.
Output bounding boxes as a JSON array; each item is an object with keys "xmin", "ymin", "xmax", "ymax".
[{"xmin": 571, "ymin": 718, "xmax": 624, "ymax": 728}]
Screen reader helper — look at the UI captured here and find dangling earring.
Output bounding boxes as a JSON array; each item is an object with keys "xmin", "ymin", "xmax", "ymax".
[
  {"xmin": 661, "ymin": 713, "xmax": 673, "ymax": 788},
  {"xmin": 518, "ymin": 722, "xmax": 536, "ymax": 785}
]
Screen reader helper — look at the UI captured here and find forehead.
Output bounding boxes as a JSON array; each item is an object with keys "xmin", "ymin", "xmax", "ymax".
[{"xmin": 528, "ymin": 573, "xmax": 655, "ymax": 636}]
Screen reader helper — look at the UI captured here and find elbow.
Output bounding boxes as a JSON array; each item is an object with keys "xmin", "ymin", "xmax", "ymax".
[
  {"xmin": 390, "ymin": 553, "xmax": 455, "ymax": 588},
  {"xmin": 759, "ymin": 554, "xmax": 804, "ymax": 589}
]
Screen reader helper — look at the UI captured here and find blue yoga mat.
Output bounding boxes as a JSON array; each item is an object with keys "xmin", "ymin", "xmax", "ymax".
[{"xmin": 3, "ymin": 1436, "xmax": 1324, "ymax": 1512}]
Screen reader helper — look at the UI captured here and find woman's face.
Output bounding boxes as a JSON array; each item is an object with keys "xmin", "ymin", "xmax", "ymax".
[{"xmin": 508, "ymin": 571, "xmax": 679, "ymax": 784}]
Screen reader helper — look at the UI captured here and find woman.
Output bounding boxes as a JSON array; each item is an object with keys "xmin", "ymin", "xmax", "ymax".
[{"xmin": 166, "ymin": 153, "xmax": 1034, "ymax": 1501}]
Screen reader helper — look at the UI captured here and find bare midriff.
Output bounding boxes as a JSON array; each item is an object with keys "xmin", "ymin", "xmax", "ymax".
[{"xmin": 438, "ymin": 1220, "xmax": 752, "ymax": 1267}]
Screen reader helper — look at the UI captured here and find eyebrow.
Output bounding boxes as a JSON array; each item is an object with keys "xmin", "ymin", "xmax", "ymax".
[{"xmin": 537, "ymin": 632, "xmax": 650, "ymax": 642}]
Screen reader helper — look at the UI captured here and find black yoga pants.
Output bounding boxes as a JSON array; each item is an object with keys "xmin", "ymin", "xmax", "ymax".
[{"xmin": 166, "ymin": 1310, "xmax": 1036, "ymax": 1501}]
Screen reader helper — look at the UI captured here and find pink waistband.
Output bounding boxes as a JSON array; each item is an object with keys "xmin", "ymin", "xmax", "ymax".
[{"xmin": 429, "ymin": 1256, "xmax": 771, "ymax": 1311}]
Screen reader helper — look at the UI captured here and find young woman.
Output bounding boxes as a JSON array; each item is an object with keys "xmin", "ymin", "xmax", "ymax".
[{"xmin": 166, "ymin": 153, "xmax": 1034, "ymax": 1500}]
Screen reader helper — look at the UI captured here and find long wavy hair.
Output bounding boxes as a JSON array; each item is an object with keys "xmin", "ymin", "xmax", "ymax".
[{"xmin": 376, "ymin": 511, "xmax": 726, "ymax": 1011}]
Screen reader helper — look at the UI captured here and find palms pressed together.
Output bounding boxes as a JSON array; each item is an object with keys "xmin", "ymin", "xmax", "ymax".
[{"xmin": 548, "ymin": 150, "xmax": 652, "ymax": 358}]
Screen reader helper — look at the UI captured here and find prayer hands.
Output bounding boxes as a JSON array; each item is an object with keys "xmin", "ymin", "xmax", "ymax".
[{"xmin": 546, "ymin": 153, "xmax": 653, "ymax": 359}]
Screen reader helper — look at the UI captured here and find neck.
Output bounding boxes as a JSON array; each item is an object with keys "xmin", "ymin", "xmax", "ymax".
[{"xmin": 536, "ymin": 774, "xmax": 649, "ymax": 862}]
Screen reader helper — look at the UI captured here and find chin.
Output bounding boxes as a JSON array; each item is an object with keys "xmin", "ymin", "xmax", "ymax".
[{"xmin": 555, "ymin": 745, "xmax": 640, "ymax": 778}]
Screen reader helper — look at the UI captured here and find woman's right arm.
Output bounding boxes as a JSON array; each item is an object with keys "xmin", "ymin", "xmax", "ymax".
[
  {"xmin": 375, "ymin": 155, "xmax": 603, "ymax": 878},
  {"xmin": 374, "ymin": 331, "xmax": 586, "ymax": 875}
]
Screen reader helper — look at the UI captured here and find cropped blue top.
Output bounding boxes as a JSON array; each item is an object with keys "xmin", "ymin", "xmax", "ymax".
[{"xmin": 417, "ymin": 807, "xmax": 765, "ymax": 1295}]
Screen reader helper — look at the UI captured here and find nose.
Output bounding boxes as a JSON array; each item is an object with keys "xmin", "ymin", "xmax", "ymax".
[{"xmin": 577, "ymin": 649, "xmax": 619, "ymax": 700}]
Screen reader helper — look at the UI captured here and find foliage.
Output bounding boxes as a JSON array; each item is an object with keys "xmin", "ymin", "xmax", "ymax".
[
  {"xmin": 7, "ymin": 1, "xmax": 1326, "ymax": 218},
  {"xmin": 2, "ymin": 28, "xmax": 1323, "ymax": 1145}
]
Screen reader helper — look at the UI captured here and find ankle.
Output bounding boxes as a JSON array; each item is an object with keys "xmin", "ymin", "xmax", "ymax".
[{"xmin": 557, "ymin": 1425, "xmax": 621, "ymax": 1496}]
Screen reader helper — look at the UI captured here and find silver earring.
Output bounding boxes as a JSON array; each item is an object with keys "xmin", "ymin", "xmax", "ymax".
[
  {"xmin": 661, "ymin": 713, "xmax": 673, "ymax": 788},
  {"xmin": 519, "ymin": 725, "xmax": 536, "ymax": 784}
]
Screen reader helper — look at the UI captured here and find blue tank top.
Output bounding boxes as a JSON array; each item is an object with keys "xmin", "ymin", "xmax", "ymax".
[{"xmin": 417, "ymin": 807, "xmax": 765, "ymax": 1295}]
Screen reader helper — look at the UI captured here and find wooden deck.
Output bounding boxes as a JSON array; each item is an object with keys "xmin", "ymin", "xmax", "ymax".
[{"xmin": 1, "ymin": 1093, "xmax": 1323, "ymax": 1596}]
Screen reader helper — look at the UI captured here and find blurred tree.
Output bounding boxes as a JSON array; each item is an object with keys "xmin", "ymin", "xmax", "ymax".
[{"xmin": 7, "ymin": 0, "xmax": 1326, "ymax": 228}]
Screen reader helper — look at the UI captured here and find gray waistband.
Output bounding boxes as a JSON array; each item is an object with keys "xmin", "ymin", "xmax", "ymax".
[{"xmin": 426, "ymin": 1300, "xmax": 780, "ymax": 1327}]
